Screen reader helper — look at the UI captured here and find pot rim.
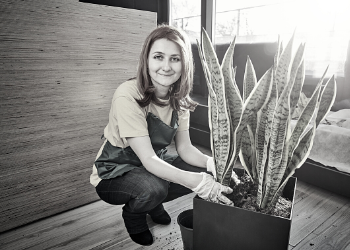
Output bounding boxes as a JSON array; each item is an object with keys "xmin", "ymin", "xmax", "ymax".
[{"xmin": 177, "ymin": 209, "xmax": 193, "ymax": 230}]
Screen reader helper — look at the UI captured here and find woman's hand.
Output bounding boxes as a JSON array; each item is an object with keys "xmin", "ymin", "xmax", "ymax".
[
  {"xmin": 191, "ymin": 173, "xmax": 234, "ymax": 205},
  {"xmin": 206, "ymin": 157, "xmax": 241, "ymax": 185}
]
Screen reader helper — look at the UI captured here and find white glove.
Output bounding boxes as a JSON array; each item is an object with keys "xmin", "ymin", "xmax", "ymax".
[
  {"xmin": 191, "ymin": 173, "xmax": 233, "ymax": 205},
  {"xmin": 206, "ymin": 157, "xmax": 241, "ymax": 185}
]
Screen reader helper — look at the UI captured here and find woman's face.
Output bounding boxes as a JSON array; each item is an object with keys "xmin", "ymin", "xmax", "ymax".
[{"xmin": 147, "ymin": 38, "xmax": 182, "ymax": 93}]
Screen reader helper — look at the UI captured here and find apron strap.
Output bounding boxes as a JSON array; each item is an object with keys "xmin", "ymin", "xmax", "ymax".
[{"xmin": 170, "ymin": 110, "xmax": 179, "ymax": 129}]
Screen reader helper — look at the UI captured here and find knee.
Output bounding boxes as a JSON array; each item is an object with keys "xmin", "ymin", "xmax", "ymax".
[
  {"xmin": 131, "ymin": 180, "xmax": 168, "ymax": 212},
  {"xmin": 139, "ymin": 180, "xmax": 168, "ymax": 203}
]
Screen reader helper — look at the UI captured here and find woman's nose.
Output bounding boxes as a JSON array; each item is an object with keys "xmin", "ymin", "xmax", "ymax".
[{"xmin": 162, "ymin": 60, "xmax": 171, "ymax": 71}]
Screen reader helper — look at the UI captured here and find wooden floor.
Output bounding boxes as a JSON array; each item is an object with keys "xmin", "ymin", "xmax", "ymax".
[{"xmin": 1, "ymin": 143, "xmax": 350, "ymax": 250}]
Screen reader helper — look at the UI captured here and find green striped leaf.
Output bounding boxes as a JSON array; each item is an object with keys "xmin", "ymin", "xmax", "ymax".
[
  {"xmin": 277, "ymin": 123, "xmax": 317, "ymax": 199},
  {"xmin": 243, "ymin": 56, "xmax": 257, "ymax": 102},
  {"xmin": 267, "ymin": 181, "xmax": 287, "ymax": 213},
  {"xmin": 197, "ymin": 39, "xmax": 219, "ymax": 180},
  {"xmin": 275, "ymin": 33, "xmax": 294, "ymax": 96},
  {"xmin": 290, "ymin": 60, "xmax": 305, "ymax": 116},
  {"xmin": 240, "ymin": 126, "xmax": 254, "ymax": 177},
  {"xmin": 239, "ymin": 56, "xmax": 258, "ymax": 180},
  {"xmin": 276, "ymin": 73, "xmax": 336, "ymax": 204},
  {"xmin": 221, "ymin": 38, "xmax": 244, "ymax": 185},
  {"xmin": 238, "ymin": 68, "xmax": 273, "ymax": 180},
  {"xmin": 288, "ymin": 67, "xmax": 328, "ymax": 160},
  {"xmin": 315, "ymin": 75, "xmax": 336, "ymax": 127},
  {"xmin": 261, "ymin": 74, "xmax": 291, "ymax": 209},
  {"xmin": 288, "ymin": 44, "xmax": 305, "ymax": 109},
  {"xmin": 201, "ymin": 29, "xmax": 231, "ymax": 183},
  {"xmin": 288, "ymin": 85, "xmax": 321, "ymax": 161},
  {"xmin": 273, "ymin": 36, "xmax": 281, "ymax": 75},
  {"xmin": 255, "ymin": 75, "xmax": 277, "ymax": 207}
]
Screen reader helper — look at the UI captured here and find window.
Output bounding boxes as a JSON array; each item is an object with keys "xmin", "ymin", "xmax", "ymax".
[
  {"xmin": 215, "ymin": 0, "xmax": 350, "ymax": 78},
  {"xmin": 170, "ymin": 0, "xmax": 201, "ymax": 43},
  {"xmin": 169, "ymin": 0, "xmax": 350, "ymax": 103}
]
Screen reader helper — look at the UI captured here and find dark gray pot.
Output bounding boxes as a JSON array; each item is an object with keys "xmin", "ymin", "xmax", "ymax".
[{"xmin": 193, "ymin": 171, "xmax": 297, "ymax": 250}]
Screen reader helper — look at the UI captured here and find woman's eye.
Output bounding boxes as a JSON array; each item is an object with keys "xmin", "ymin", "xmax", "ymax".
[
  {"xmin": 154, "ymin": 55, "xmax": 163, "ymax": 60},
  {"xmin": 172, "ymin": 57, "xmax": 181, "ymax": 62}
]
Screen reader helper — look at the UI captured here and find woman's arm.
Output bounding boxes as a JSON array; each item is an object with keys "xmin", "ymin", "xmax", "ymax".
[
  {"xmin": 174, "ymin": 130, "xmax": 210, "ymax": 169},
  {"xmin": 126, "ymin": 136, "xmax": 203, "ymax": 189},
  {"xmin": 127, "ymin": 135, "xmax": 233, "ymax": 205}
]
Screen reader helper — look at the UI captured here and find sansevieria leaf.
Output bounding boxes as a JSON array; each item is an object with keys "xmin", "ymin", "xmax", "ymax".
[
  {"xmin": 197, "ymin": 39, "xmax": 219, "ymax": 180},
  {"xmin": 290, "ymin": 60, "xmax": 305, "ymax": 117},
  {"xmin": 221, "ymin": 38, "xmax": 243, "ymax": 185},
  {"xmin": 288, "ymin": 67, "xmax": 328, "ymax": 161},
  {"xmin": 261, "ymin": 73, "xmax": 291, "ymax": 209},
  {"xmin": 240, "ymin": 56, "xmax": 258, "ymax": 179},
  {"xmin": 255, "ymin": 72, "xmax": 276, "ymax": 207},
  {"xmin": 240, "ymin": 127, "xmax": 254, "ymax": 178},
  {"xmin": 275, "ymin": 32, "xmax": 294, "ymax": 96},
  {"xmin": 288, "ymin": 86, "xmax": 321, "ymax": 161},
  {"xmin": 273, "ymin": 36, "xmax": 281, "ymax": 75},
  {"xmin": 200, "ymin": 29, "xmax": 231, "ymax": 183},
  {"xmin": 279, "ymin": 77, "xmax": 336, "ymax": 202},
  {"xmin": 238, "ymin": 68, "xmax": 273, "ymax": 180},
  {"xmin": 287, "ymin": 43, "xmax": 305, "ymax": 110},
  {"xmin": 278, "ymin": 122, "xmax": 317, "ymax": 197},
  {"xmin": 315, "ymin": 75, "xmax": 336, "ymax": 127},
  {"xmin": 243, "ymin": 56, "xmax": 257, "ymax": 102}
]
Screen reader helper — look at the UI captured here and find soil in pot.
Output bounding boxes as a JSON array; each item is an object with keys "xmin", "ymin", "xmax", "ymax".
[{"xmin": 225, "ymin": 169, "xmax": 292, "ymax": 218}]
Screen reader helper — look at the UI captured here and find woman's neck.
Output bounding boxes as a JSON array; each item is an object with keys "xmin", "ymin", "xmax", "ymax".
[{"xmin": 154, "ymin": 87, "xmax": 170, "ymax": 100}]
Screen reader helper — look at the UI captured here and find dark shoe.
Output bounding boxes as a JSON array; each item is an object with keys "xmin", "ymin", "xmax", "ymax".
[
  {"xmin": 129, "ymin": 229, "xmax": 154, "ymax": 246},
  {"xmin": 149, "ymin": 210, "xmax": 171, "ymax": 225}
]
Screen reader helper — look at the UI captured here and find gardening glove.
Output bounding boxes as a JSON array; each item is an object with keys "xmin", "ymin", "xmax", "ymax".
[
  {"xmin": 191, "ymin": 173, "xmax": 234, "ymax": 205},
  {"xmin": 206, "ymin": 157, "xmax": 241, "ymax": 185}
]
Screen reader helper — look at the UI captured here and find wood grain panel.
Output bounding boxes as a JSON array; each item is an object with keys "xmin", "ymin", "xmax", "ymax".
[{"xmin": 0, "ymin": 0, "xmax": 156, "ymax": 233}]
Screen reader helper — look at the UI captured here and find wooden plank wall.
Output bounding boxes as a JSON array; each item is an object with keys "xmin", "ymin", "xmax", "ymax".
[{"xmin": 0, "ymin": 0, "xmax": 156, "ymax": 233}]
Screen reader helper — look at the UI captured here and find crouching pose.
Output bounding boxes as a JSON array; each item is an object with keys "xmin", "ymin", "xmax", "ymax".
[{"xmin": 90, "ymin": 24, "xmax": 232, "ymax": 246}]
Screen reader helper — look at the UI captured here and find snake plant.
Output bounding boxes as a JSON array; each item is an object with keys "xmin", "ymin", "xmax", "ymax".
[{"xmin": 197, "ymin": 28, "xmax": 336, "ymax": 210}]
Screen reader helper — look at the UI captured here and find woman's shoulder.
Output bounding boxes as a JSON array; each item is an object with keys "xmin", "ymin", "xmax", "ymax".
[{"xmin": 113, "ymin": 78, "xmax": 143, "ymax": 100}]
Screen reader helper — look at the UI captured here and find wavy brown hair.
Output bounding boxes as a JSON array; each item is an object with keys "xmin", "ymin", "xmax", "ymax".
[{"xmin": 135, "ymin": 24, "xmax": 197, "ymax": 112}]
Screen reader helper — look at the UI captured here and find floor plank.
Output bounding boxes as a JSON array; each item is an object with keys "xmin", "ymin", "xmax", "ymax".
[{"xmin": 290, "ymin": 183, "xmax": 349, "ymax": 247}]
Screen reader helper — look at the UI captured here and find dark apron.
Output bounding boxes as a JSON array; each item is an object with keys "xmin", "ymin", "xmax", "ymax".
[{"xmin": 95, "ymin": 111, "xmax": 178, "ymax": 179}]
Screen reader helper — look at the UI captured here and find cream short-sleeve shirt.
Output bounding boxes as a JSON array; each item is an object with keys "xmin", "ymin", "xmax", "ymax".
[{"xmin": 90, "ymin": 79, "xmax": 190, "ymax": 187}]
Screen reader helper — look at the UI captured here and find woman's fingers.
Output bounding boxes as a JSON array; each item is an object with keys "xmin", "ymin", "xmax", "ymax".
[
  {"xmin": 209, "ymin": 184, "xmax": 234, "ymax": 205},
  {"xmin": 192, "ymin": 173, "xmax": 234, "ymax": 206},
  {"xmin": 218, "ymin": 194, "xmax": 234, "ymax": 205},
  {"xmin": 221, "ymin": 185, "xmax": 233, "ymax": 194},
  {"xmin": 218, "ymin": 185, "xmax": 234, "ymax": 205}
]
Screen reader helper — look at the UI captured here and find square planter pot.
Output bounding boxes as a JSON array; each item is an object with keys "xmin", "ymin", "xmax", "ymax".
[{"xmin": 193, "ymin": 171, "xmax": 297, "ymax": 250}]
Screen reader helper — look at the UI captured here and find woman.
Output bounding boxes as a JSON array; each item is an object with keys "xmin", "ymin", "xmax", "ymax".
[{"xmin": 90, "ymin": 24, "xmax": 233, "ymax": 246}]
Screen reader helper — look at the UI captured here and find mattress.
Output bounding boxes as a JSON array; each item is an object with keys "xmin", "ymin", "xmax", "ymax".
[{"xmin": 306, "ymin": 109, "xmax": 350, "ymax": 174}]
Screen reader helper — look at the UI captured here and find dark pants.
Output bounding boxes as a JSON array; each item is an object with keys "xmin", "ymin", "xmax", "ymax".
[{"xmin": 95, "ymin": 156, "xmax": 204, "ymax": 234}]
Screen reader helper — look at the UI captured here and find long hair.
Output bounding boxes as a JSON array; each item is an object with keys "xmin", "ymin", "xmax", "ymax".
[{"xmin": 135, "ymin": 24, "xmax": 197, "ymax": 112}]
